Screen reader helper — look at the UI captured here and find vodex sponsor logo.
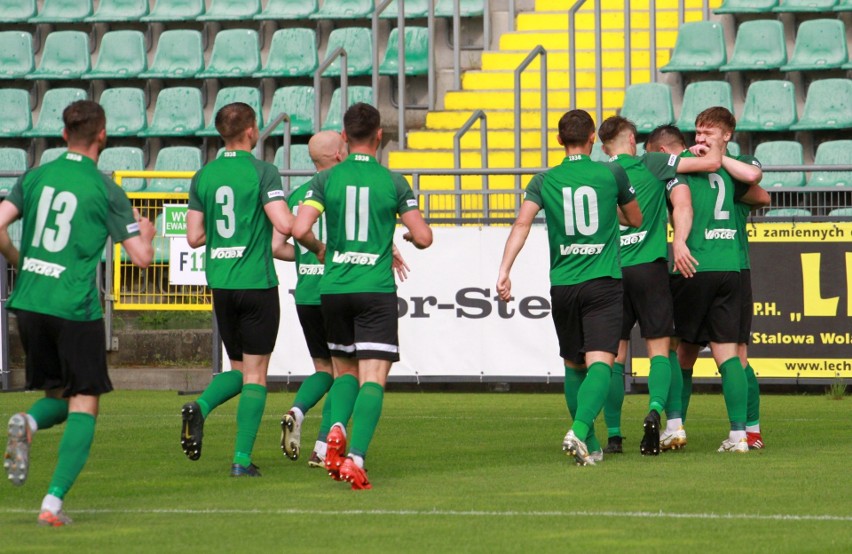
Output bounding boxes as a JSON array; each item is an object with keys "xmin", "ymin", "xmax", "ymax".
[
  {"xmin": 704, "ymin": 229, "xmax": 737, "ymax": 240},
  {"xmin": 559, "ymin": 243, "xmax": 604, "ymax": 255},
  {"xmin": 210, "ymin": 247, "xmax": 246, "ymax": 259}
]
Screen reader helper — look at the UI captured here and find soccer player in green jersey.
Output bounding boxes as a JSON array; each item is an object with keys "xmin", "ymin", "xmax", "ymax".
[
  {"xmin": 293, "ymin": 103, "xmax": 432, "ymax": 489},
  {"xmin": 181, "ymin": 102, "xmax": 301, "ymax": 477},
  {"xmin": 0, "ymin": 100, "xmax": 155, "ymax": 526},
  {"xmin": 597, "ymin": 115, "xmax": 723, "ymax": 456},
  {"xmin": 497, "ymin": 109, "xmax": 642, "ymax": 466}
]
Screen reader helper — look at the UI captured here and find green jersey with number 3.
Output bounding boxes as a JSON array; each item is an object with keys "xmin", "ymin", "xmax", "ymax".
[
  {"xmin": 6, "ymin": 152, "xmax": 140, "ymax": 321},
  {"xmin": 522, "ymin": 154, "xmax": 636, "ymax": 286},
  {"xmin": 188, "ymin": 150, "xmax": 284, "ymax": 289},
  {"xmin": 288, "ymin": 177, "xmax": 325, "ymax": 305},
  {"xmin": 302, "ymin": 153, "xmax": 418, "ymax": 295}
]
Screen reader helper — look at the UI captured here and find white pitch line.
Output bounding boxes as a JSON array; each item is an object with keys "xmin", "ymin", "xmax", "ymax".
[{"xmin": 2, "ymin": 507, "xmax": 851, "ymax": 522}]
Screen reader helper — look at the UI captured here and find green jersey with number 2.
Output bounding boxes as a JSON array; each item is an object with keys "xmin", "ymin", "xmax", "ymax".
[{"xmin": 288, "ymin": 177, "xmax": 325, "ymax": 305}]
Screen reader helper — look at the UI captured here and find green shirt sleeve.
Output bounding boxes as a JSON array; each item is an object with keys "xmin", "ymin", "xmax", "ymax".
[
  {"xmin": 392, "ymin": 173, "xmax": 418, "ymax": 215},
  {"xmin": 643, "ymin": 152, "xmax": 680, "ymax": 181},
  {"xmin": 665, "ymin": 173, "xmax": 689, "ymax": 199},
  {"xmin": 257, "ymin": 161, "xmax": 286, "ymax": 206},
  {"xmin": 522, "ymin": 173, "xmax": 544, "ymax": 207},
  {"xmin": 736, "ymin": 154, "xmax": 762, "ymax": 169},
  {"xmin": 4, "ymin": 172, "xmax": 27, "ymax": 213},
  {"xmin": 302, "ymin": 169, "xmax": 328, "ymax": 212},
  {"xmin": 606, "ymin": 162, "xmax": 636, "ymax": 205},
  {"xmin": 188, "ymin": 172, "xmax": 203, "ymax": 212},
  {"xmin": 104, "ymin": 177, "xmax": 140, "ymax": 243}
]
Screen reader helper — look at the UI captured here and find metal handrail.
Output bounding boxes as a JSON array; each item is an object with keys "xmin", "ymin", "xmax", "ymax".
[
  {"xmin": 314, "ymin": 47, "xmax": 348, "ymax": 134},
  {"xmin": 513, "ymin": 45, "xmax": 548, "ymax": 188},
  {"xmin": 650, "ymin": 0, "xmax": 657, "ymax": 81},
  {"xmin": 427, "ymin": 0, "xmax": 435, "ymax": 110},
  {"xmin": 624, "ymin": 0, "xmax": 631, "ymax": 88},
  {"xmin": 508, "ymin": 0, "xmax": 516, "ymax": 32},
  {"xmin": 451, "ymin": 0, "xmax": 492, "ymax": 90},
  {"xmin": 258, "ymin": 112, "xmax": 291, "ymax": 189},
  {"xmin": 593, "ymin": 1, "xmax": 602, "ymax": 125},
  {"xmin": 453, "ymin": 110, "xmax": 489, "ymax": 218},
  {"xmin": 568, "ymin": 0, "xmax": 587, "ymax": 113},
  {"xmin": 372, "ymin": 0, "xmax": 406, "ymax": 148}
]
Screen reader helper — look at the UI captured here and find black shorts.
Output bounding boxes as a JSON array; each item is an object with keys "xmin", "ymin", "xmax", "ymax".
[
  {"xmin": 738, "ymin": 269, "xmax": 753, "ymax": 345},
  {"xmin": 621, "ymin": 259, "xmax": 675, "ymax": 340},
  {"xmin": 670, "ymin": 271, "xmax": 741, "ymax": 345},
  {"xmin": 320, "ymin": 292, "xmax": 399, "ymax": 362},
  {"xmin": 14, "ymin": 310, "xmax": 112, "ymax": 397},
  {"xmin": 212, "ymin": 288, "xmax": 280, "ymax": 361},
  {"xmin": 551, "ymin": 278, "xmax": 623, "ymax": 366},
  {"xmin": 296, "ymin": 304, "xmax": 331, "ymax": 359}
]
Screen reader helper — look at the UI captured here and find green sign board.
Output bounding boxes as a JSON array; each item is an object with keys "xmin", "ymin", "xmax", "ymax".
[{"xmin": 162, "ymin": 204, "xmax": 188, "ymax": 237}]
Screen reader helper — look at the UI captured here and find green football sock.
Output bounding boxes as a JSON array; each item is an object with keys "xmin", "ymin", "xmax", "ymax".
[
  {"xmin": 745, "ymin": 364, "xmax": 761, "ymax": 427},
  {"xmin": 27, "ymin": 397, "xmax": 68, "ymax": 430},
  {"xmin": 586, "ymin": 427, "xmax": 601, "ymax": 453},
  {"xmin": 46, "ymin": 412, "xmax": 96, "ymax": 500},
  {"xmin": 317, "ymin": 393, "xmax": 333, "ymax": 442},
  {"xmin": 719, "ymin": 357, "xmax": 747, "ymax": 431},
  {"xmin": 329, "ymin": 373, "xmax": 360, "ymax": 428},
  {"xmin": 564, "ymin": 366, "xmax": 600, "ymax": 449},
  {"xmin": 604, "ymin": 362, "xmax": 625, "ymax": 438},
  {"xmin": 293, "ymin": 371, "xmax": 333, "ymax": 415},
  {"xmin": 348, "ymin": 382, "xmax": 384, "ymax": 458},
  {"xmin": 232, "ymin": 384, "xmax": 267, "ymax": 467},
  {"xmin": 197, "ymin": 370, "xmax": 244, "ymax": 419},
  {"xmin": 571, "ymin": 362, "xmax": 611, "ymax": 441},
  {"xmin": 648, "ymin": 355, "xmax": 671, "ymax": 414},
  {"xmin": 681, "ymin": 368, "xmax": 694, "ymax": 422},
  {"xmin": 665, "ymin": 351, "xmax": 684, "ymax": 420}
]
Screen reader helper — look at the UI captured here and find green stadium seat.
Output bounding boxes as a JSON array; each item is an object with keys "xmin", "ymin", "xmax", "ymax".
[
  {"xmin": 381, "ymin": 0, "xmax": 429, "ymax": 18},
  {"xmin": 753, "ymin": 141, "xmax": 806, "ymax": 188},
  {"xmin": 254, "ymin": 0, "xmax": 317, "ymax": 19},
  {"xmin": 765, "ymin": 208, "xmax": 811, "ymax": 217},
  {"xmin": 0, "ymin": 148, "xmax": 27, "ymax": 196},
  {"xmin": 676, "ymin": 81, "xmax": 733, "ymax": 132},
  {"xmin": 379, "ymin": 27, "xmax": 429, "ymax": 76},
  {"xmin": 27, "ymin": 31, "xmax": 90, "ymax": 80},
  {"xmin": 0, "ymin": 89, "xmax": 32, "ymax": 137},
  {"xmin": 660, "ymin": 21, "xmax": 726, "ymax": 73},
  {"xmin": 737, "ymin": 80, "xmax": 797, "ymax": 132},
  {"xmin": 197, "ymin": 29, "xmax": 260, "ymax": 79},
  {"xmin": 275, "ymin": 144, "xmax": 314, "ymax": 190},
  {"xmin": 773, "ymin": 0, "xmax": 837, "ymax": 11},
  {"xmin": 834, "ymin": 0, "xmax": 852, "ymax": 10},
  {"xmin": 828, "ymin": 208, "xmax": 852, "ymax": 216},
  {"xmin": 619, "ymin": 83, "xmax": 674, "ymax": 134},
  {"xmin": 0, "ymin": 31, "xmax": 34, "ymax": 79},
  {"xmin": 101, "ymin": 87, "xmax": 147, "ymax": 137},
  {"xmin": 435, "ymin": 0, "xmax": 485, "ymax": 16},
  {"xmin": 726, "ymin": 141, "xmax": 741, "ymax": 157},
  {"xmin": 99, "ymin": 147, "xmax": 145, "ymax": 192},
  {"xmin": 86, "ymin": 0, "xmax": 149, "ymax": 22},
  {"xmin": 254, "ymin": 28, "xmax": 318, "ymax": 78},
  {"xmin": 198, "ymin": 0, "xmax": 260, "ymax": 21},
  {"xmin": 24, "ymin": 88, "xmax": 87, "ymax": 137},
  {"xmin": 322, "ymin": 86, "xmax": 374, "ymax": 131},
  {"xmin": 322, "ymin": 28, "xmax": 373, "ymax": 77},
  {"xmin": 807, "ymin": 140, "xmax": 852, "ymax": 187},
  {"xmin": 139, "ymin": 30, "xmax": 204, "ymax": 79},
  {"xmin": 790, "ymin": 79, "xmax": 852, "ymax": 131},
  {"xmin": 29, "ymin": 0, "xmax": 92, "ymax": 22},
  {"xmin": 781, "ymin": 20, "xmax": 848, "ymax": 71},
  {"xmin": 720, "ymin": 20, "xmax": 786, "ymax": 72},
  {"xmin": 0, "ymin": 0, "xmax": 36, "ymax": 22},
  {"xmin": 715, "ymin": 0, "xmax": 778, "ymax": 13},
  {"xmin": 85, "ymin": 31, "xmax": 147, "ymax": 80},
  {"xmin": 267, "ymin": 86, "xmax": 315, "ymax": 136},
  {"xmin": 152, "ymin": 214, "xmax": 170, "ymax": 263},
  {"xmin": 139, "ymin": 87, "xmax": 203, "ymax": 137},
  {"xmin": 39, "ymin": 147, "xmax": 66, "ymax": 165},
  {"xmin": 311, "ymin": 0, "xmax": 374, "ymax": 19},
  {"xmin": 142, "ymin": 0, "xmax": 204, "ymax": 21},
  {"xmin": 198, "ymin": 87, "xmax": 263, "ymax": 137},
  {"xmin": 149, "ymin": 147, "xmax": 202, "ymax": 192}
]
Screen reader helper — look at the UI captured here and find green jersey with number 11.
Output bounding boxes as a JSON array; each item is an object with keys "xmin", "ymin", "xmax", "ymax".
[
  {"xmin": 303, "ymin": 153, "xmax": 418, "ymax": 295},
  {"xmin": 188, "ymin": 150, "xmax": 283, "ymax": 290}
]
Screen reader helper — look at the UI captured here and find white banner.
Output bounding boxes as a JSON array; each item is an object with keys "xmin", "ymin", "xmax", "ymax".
[
  {"xmin": 266, "ymin": 227, "xmax": 562, "ymax": 380},
  {"xmin": 169, "ymin": 237, "xmax": 207, "ymax": 286}
]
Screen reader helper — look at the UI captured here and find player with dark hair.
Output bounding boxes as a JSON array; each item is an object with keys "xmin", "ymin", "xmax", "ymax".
[
  {"xmin": 0, "ymin": 100, "xmax": 155, "ymax": 526},
  {"xmin": 497, "ymin": 109, "xmax": 642, "ymax": 466},
  {"xmin": 597, "ymin": 116, "xmax": 722, "ymax": 455},
  {"xmin": 180, "ymin": 102, "xmax": 302, "ymax": 476},
  {"xmin": 293, "ymin": 103, "xmax": 432, "ymax": 489}
]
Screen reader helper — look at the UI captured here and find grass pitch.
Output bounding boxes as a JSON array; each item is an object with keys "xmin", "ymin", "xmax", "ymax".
[{"xmin": 1, "ymin": 390, "xmax": 850, "ymax": 553}]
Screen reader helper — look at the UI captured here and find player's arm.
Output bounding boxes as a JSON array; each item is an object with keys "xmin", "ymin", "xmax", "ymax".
[
  {"xmin": 609, "ymin": 161, "xmax": 642, "ymax": 228},
  {"xmin": 272, "ymin": 229, "xmax": 295, "ymax": 261},
  {"xmin": 669, "ymin": 180, "xmax": 697, "ymax": 277},
  {"xmin": 400, "ymin": 209, "xmax": 432, "ymax": 249},
  {"xmin": 186, "ymin": 209, "xmax": 206, "ymax": 248},
  {"xmin": 0, "ymin": 200, "xmax": 20, "ymax": 267},
  {"xmin": 618, "ymin": 199, "xmax": 642, "ymax": 228},
  {"xmin": 392, "ymin": 243, "xmax": 410, "ymax": 282},
  {"xmin": 292, "ymin": 203, "xmax": 326, "ymax": 262},
  {"xmin": 263, "ymin": 201, "xmax": 294, "ymax": 237},
  {"xmin": 677, "ymin": 145, "xmax": 722, "ymax": 173},
  {"xmin": 723, "ymin": 155, "xmax": 762, "ymax": 187},
  {"xmin": 497, "ymin": 200, "xmax": 539, "ymax": 302},
  {"xmin": 105, "ymin": 183, "xmax": 154, "ymax": 268},
  {"xmin": 122, "ymin": 210, "xmax": 155, "ymax": 269}
]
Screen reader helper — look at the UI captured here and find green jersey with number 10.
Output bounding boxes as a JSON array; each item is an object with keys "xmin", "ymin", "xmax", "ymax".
[
  {"xmin": 303, "ymin": 153, "xmax": 418, "ymax": 295},
  {"xmin": 188, "ymin": 150, "xmax": 284, "ymax": 290},
  {"xmin": 288, "ymin": 177, "xmax": 325, "ymax": 305},
  {"xmin": 6, "ymin": 152, "xmax": 139, "ymax": 321},
  {"xmin": 523, "ymin": 154, "xmax": 636, "ymax": 286}
]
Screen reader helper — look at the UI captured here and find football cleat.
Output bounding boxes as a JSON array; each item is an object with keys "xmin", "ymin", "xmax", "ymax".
[
  {"xmin": 603, "ymin": 435, "xmax": 623, "ymax": 454},
  {"xmin": 324, "ymin": 426, "xmax": 346, "ymax": 481},
  {"xmin": 180, "ymin": 401, "xmax": 204, "ymax": 461},
  {"xmin": 307, "ymin": 450, "xmax": 325, "ymax": 468},
  {"xmin": 4, "ymin": 413, "xmax": 32, "ymax": 486},
  {"xmin": 280, "ymin": 411, "xmax": 301, "ymax": 461},
  {"xmin": 562, "ymin": 429, "xmax": 595, "ymax": 466},
  {"xmin": 747, "ymin": 432, "xmax": 764, "ymax": 450},
  {"xmin": 38, "ymin": 510, "xmax": 72, "ymax": 527},
  {"xmin": 230, "ymin": 463, "xmax": 262, "ymax": 477},
  {"xmin": 718, "ymin": 438, "xmax": 749, "ymax": 453},
  {"xmin": 660, "ymin": 426, "xmax": 687, "ymax": 451},
  {"xmin": 339, "ymin": 457, "xmax": 371, "ymax": 490},
  {"xmin": 640, "ymin": 411, "xmax": 661, "ymax": 456},
  {"xmin": 588, "ymin": 450, "xmax": 604, "ymax": 463}
]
